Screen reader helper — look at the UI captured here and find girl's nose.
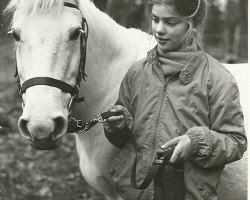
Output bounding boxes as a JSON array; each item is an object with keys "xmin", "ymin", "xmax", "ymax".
[{"xmin": 156, "ymin": 21, "xmax": 165, "ymax": 35}]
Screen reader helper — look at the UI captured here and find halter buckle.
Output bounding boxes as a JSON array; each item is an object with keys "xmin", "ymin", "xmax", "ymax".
[{"xmin": 19, "ymin": 89, "xmax": 22, "ymax": 96}]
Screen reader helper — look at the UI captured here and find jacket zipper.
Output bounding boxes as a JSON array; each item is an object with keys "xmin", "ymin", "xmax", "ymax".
[
  {"xmin": 153, "ymin": 70, "xmax": 179, "ymax": 149},
  {"xmin": 153, "ymin": 69, "xmax": 169, "ymax": 154},
  {"xmin": 148, "ymin": 66, "xmax": 179, "ymax": 199},
  {"xmin": 147, "ymin": 64, "xmax": 167, "ymax": 199}
]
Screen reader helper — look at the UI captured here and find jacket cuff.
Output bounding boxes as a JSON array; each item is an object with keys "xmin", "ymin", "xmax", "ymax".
[
  {"xmin": 103, "ymin": 122, "xmax": 130, "ymax": 149},
  {"xmin": 185, "ymin": 126, "xmax": 211, "ymax": 156},
  {"xmin": 105, "ymin": 130, "xmax": 129, "ymax": 149}
]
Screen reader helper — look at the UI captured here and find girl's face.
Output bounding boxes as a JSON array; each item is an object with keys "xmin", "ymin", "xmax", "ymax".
[{"xmin": 151, "ymin": 3, "xmax": 189, "ymax": 53}]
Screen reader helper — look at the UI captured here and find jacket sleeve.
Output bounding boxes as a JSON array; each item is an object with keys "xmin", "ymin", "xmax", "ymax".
[
  {"xmin": 185, "ymin": 72, "xmax": 247, "ymax": 169},
  {"xmin": 104, "ymin": 68, "xmax": 134, "ymax": 149},
  {"xmin": 115, "ymin": 68, "xmax": 133, "ymax": 110}
]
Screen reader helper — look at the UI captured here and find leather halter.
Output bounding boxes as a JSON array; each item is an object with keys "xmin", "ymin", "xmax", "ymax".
[
  {"xmin": 14, "ymin": 2, "xmax": 88, "ymax": 108},
  {"xmin": 13, "ymin": 1, "xmax": 102, "ymax": 134}
]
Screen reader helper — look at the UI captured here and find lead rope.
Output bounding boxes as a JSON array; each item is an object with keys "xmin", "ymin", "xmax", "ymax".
[
  {"xmin": 126, "ymin": 126, "xmax": 175, "ymax": 190},
  {"xmin": 67, "ymin": 111, "xmax": 116, "ymax": 133},
  {"xmin": 68, "ymin": 111, "xmax": 176, "ymax": 190}
]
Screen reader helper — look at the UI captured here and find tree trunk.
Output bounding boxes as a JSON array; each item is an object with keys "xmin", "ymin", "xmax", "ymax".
[{"xmin": 238, "ymin": 0, "xmax": 248, "ymax": 62}]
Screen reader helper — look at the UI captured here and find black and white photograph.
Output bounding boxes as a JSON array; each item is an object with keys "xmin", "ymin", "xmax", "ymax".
[{"xmin": 0, "ymin": 0, "xmax": 248, "ymax": 199}]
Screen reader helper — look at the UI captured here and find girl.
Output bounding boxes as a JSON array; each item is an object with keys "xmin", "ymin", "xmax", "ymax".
[{"xmin": 104, "ymin": 0, "xmax": 247, "ymax": 199}]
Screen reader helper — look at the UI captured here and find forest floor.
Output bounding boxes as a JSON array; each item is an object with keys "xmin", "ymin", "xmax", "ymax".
[{"xmin": 0, "ymin": 38, "xmax": 105, "ymax": 200}]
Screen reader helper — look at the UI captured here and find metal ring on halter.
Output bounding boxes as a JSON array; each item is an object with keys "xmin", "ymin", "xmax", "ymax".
[
  {"xmin": 76, "ymin": 119, "xmax": 84, "ymax": 128},
  {"xmin": 79, "ymin": 29, "xmax": 86, "ymax": 35},
  {"xmin": 70, "ymin": 117, "xmax": 85, "ymax": 128},
  {"xmin": 68, "ymin": 96, "xmax": 75, "ymax": 111}
]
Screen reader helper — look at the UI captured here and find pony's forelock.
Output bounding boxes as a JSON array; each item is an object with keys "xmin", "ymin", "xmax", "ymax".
[{"xmin": 5, "ymin": 0, "xmax": 64, "ymax": 15}]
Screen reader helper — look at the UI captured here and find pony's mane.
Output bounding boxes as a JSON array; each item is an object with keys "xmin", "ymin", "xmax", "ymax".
[{"xmin": 5, "ymin": 0, "xmax": 64, "ymax": 15}]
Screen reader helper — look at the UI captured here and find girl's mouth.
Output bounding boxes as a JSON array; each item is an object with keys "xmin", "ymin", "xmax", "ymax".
[{"xmin": 156, "ymin": 37, "xmax": 170, "ymax": 44}]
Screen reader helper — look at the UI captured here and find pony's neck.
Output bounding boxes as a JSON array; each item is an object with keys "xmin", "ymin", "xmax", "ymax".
[
  {"xmin": 73, "ymin": 0, "xmax": 130, "ymax": 119},
  {"xmin": 78, "ymin": 0, "xmax": 126, "ymax": 63},
  {"xmin": 74, "ymin": 0, "xmax": 153, "ymax": 120}
]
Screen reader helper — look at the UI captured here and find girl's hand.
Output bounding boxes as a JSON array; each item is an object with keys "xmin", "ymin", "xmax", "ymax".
[
  {"xmin": 161, "ymin": 135, "xmax": 192, "ymax": 163},
  {"xmin": 105, "ymin": 105, "xmax": 132, "ymax": 131},
  {"xmin": 103, "ymin": 105, "xmax": 132, "ymax": 148}
]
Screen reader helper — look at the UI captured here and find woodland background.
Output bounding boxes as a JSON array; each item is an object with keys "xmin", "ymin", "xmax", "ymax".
[
  {"xmin": 0, "ymin": 0, "xmax": 248, "ymax": 62},
  {"xmin": 0, "ymin": 0, "xmax": 248, "ymax": 199},
  {"xmin": 92, "ymin": 0, "xmax": 248, "ymax": 63}
]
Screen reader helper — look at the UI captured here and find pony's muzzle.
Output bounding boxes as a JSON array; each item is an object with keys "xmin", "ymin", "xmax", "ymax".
[
  {"xmin": 18, "ymin": 114, "xmax": 67, "ymax": 150},
  {"xmin": 31, "ymin": 135, "xmax": 62, "ymax": 150}
]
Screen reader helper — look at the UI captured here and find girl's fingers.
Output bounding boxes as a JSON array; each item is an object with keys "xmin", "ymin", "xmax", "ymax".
[
  {"xmin": 169, "ymin": 144, "xmax": 181, "ymax": 163},
  {"xmin": 168, "ymin": 136, "xmax": 192, "ymax": 163},
  {"xmin": 107, "ymin": 115, "xmax": 124, "ymax": 123},
  {"xmin": 111, "ymin": 122, "xmax": 125, "ymax": 131},
  {"xmin": 110, "ymin": 105, "xmax": 125, "ymax": 114},
  {"xmin": 161, "ymin": 137, "xmax": 180, "ymax": 149}
]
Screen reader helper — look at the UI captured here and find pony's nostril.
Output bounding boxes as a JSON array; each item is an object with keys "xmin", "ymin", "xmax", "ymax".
[
  {"xmin": 53, "ymin": 116, "xmax": 67, "ymax": 140},
  {"xmin": 18, "ymin": 118, "xmax": 33, "ymax": 141}
]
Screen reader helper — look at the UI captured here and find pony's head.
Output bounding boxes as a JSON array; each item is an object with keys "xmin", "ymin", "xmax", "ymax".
[{"xmin": 6, "ymin": 0, "xmax": 87, "ymax": 150}]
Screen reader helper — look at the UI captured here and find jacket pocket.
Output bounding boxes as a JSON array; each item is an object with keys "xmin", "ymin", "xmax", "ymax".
[
  {"xmin": 108, "ymin": 143, "xmax": 145, "ymax": 199},
  {"xmin": 184, "ymin": 162, "xmax": 221, "ymax": 200},
  {"xmin": 108, "ymin": 143, "xmax": 132, "ymax": 179}
]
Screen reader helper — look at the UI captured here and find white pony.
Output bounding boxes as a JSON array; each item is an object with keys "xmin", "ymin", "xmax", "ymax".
[{"xmin": 6, "ymin": 0, "xmax": 247, "ymax": 199}]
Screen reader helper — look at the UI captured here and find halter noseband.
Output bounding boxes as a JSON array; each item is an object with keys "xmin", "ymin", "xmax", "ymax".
[{"xmin": 14, "ymin": 2, "xmax": 88, "ymax": 109}]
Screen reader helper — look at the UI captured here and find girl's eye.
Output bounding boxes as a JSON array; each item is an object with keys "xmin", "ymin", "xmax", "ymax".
[
  {"xmin": 70, "ymin": 29, "xmax": 81, "ymax": 41},
  {"xmin": 166, "ymin": 20, "xmax": 179, "ymax": 26}
]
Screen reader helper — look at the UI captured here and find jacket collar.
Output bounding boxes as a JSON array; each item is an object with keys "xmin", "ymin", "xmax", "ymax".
[
  {"xmin": 147, "ymin": 46, "xmax": 158, "ymax": 64},
  {"xmin": 146, "ymin": 46, "xmax": 204, "ymax": 85}
]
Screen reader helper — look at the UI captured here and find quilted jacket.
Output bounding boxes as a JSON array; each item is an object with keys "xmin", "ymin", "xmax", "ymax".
[{"xmin": 107, "ymin": 46, "xmax": 247, "ymax": 200}]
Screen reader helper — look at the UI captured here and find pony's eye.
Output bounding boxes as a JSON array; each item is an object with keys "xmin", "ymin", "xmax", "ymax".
[
  {"xmin": 13, "ymin": 32, "xmax": 21, "ymax": 41},
  {"xmin": 152, "ymin": 17, "xmax": 159, "ymax": 23},
  {"xmin": 70, "ymin": 29, "xmax": 81, "ymax": 41},
  {"xmin": 8, "ymin": 30, "xmax": 21, "ymax": 41}
]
